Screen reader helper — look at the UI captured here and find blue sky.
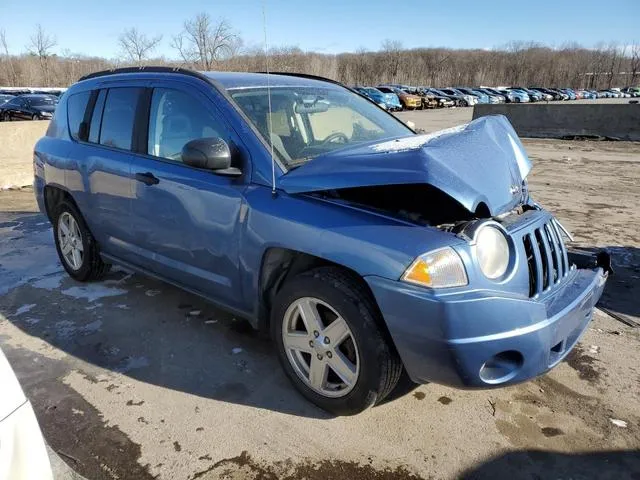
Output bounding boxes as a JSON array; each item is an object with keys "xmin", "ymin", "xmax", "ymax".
[{"xmin": 0, "ymin": 0, "xmax": 637, "ymax": 58}]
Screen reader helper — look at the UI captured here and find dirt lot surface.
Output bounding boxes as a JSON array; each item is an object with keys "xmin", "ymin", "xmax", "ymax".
[{"xmin": 0, "ymin": 108, "xmax": 639, "ymax": 480}]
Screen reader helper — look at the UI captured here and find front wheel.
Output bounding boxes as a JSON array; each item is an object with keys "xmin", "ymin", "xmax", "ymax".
[
  {"xmin": 53, "ymin": 200, "xmax": 111, "ymax": 281},
  {"xmin": 272, "ymin": 267, "xmax": 402, "ymax": 415}
]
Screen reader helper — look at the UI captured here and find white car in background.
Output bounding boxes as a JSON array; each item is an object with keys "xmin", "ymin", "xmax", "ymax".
[{"xmin": 0, "ymin": 348, "xmax": 53, "ymax": 480}]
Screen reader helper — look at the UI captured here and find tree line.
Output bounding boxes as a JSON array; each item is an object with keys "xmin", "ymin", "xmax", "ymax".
[{"xmin": 1, "ymin": 15, "xmax": 638, "ymax": 89}]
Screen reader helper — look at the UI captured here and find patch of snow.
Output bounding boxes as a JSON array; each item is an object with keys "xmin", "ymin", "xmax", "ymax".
[
  {"xmin": 24, "ymin": 317, "xmax": 41, "ymax": 325},
  {"xmin": 370, "ymin": 124, "xmax": 468, "ymax": 153},
  {"xmin": 188, "ymin": 309, "xmax": 202, "ymax": 317},
  {"xmin": 14, "ymin": 304, "xmax": 36, "ymax": 316},
  {"xmin": 610, "ymin": 419, "xmax": 628, "ymax": 428},
  {"xmin": 0, "ymin": 219, "xmax": 62, "ymax": 295},
  {"xmin": 145, "ymin": 289, "xmax": 161, "ymax": 297},
  {"xmin": 116, "ymin": 304, "xmax": 130, "ymax": 310},
  {"xmin": 54, "ymin": 320, "xmax": 77, "ymax": 339},
  {"xmin": 80, "ymin": 320, "xmax": 102, "ymax": 335},
  {"xmin": 85, "ymin": 303, "xmax": 103, "ymax": 311},
  {"xmin": 32, "ymin": 273, "xmax": 64, "ymax": 290},
  {"xmin": 115, "ymin": 356, "xmax": 150, "ymax": 373},
  {"xmin": 204, "ymin": 320, "xmax": 218, "ymax": 325},
  {"xmin": 61, "ymin": 284, "xmax": 127, "ymax": 302},
  {"xmin": 231, "ymin": 347, "xmax": 243, "ymax": 355}
]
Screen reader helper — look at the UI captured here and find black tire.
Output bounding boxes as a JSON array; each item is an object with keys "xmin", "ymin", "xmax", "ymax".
[
  {"xmin": 272, "ymin": 266, "xmax": 402, "ymax": 415},
  {"xmin": 3, "ymin": 113, "xmax": 10, "ymax": 121},
  {"xmin": 31, "ymin": 114, "xmax": 38, "ymax": 120},
  {"xmin": 53, "ymin": 199, "xmax": 111, "ymax": 281}
]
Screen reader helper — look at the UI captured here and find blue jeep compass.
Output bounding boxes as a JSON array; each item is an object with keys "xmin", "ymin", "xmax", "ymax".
[{"xmin": 34, "ymin": 67, "xmax": 609, "ymax": 415}]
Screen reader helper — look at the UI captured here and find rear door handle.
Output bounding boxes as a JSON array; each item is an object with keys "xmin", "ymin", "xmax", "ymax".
[{"xmin": 134, "ymin": 172, "xmax": 160, "ymax": 186}]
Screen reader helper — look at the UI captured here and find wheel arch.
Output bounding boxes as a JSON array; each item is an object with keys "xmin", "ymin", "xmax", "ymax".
[
  {"xmin": 43, "ymin": 184, "xmax": 79, "ymax": 221},
  {"xmin": 256, "ymin": 247, "xmax": 398, "ymax": 352}
]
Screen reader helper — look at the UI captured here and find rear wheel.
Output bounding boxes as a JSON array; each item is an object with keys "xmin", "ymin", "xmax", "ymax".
[
  {"xmin": 31, "ymin": 113, "xmax": 39, "ymax": 120},
  {"xmin": 53, "ymin": 200, "xmax": 111, "ymax": 281},
  {"xmin": 272, "ymin": 267, "xmax": 402, "ymax": 415}
]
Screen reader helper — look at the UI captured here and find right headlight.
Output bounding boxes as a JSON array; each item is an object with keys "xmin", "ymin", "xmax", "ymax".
[
  {"xmin": 475, "ymin": 225, "xmax": 510, "ymax": 279},
  {"xmin": 402, "ymin": 247, "xmax": 468, "ymax": 288}
]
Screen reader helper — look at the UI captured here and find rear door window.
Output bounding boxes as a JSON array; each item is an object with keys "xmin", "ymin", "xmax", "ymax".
[
  {"xmin": 67, "ymin": 91, "xmax": 91, "ymax": 141},
  {"xmin": 99, "ymin": 88, "xmax": 143, "ymax": 151}
]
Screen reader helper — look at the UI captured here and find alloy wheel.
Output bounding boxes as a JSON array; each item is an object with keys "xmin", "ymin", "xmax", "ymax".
[
  {"xmin": 57, "ymin": 212, "xmax": 84, "ymax": 270},
  {"xmin": 282, "ymin": 297, "xmax": 360, "ymax": 398}
]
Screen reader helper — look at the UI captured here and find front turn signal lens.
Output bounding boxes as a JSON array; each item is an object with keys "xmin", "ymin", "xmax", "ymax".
[{"xmin": 402, "ymin": 247, "xmax": 468, "ymax": 289}]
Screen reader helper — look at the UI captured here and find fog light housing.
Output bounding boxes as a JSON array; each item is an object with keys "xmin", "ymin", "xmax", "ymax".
[{"xmin": 479, "ymin": 350, "xmax": 524, "ymax": 384}]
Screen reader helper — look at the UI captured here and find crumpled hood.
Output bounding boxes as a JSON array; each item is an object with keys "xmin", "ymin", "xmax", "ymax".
[{"xmin": 279, "ymin": 115, "xmax": 532, "ymax": 216}]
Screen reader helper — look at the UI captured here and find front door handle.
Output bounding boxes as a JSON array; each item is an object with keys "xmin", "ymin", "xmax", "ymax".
[{"xmin": 134, "ymin": 172, "xmax": 160, "ymax": 186}]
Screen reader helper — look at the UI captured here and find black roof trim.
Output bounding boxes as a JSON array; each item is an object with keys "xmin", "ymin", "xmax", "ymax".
[
  {"xmin": 78, "ymin": 66, "xmax": 212, "ymax": 83},
  {"xmin": 255, "ymin": 71, "xmax": 346, "ymax": 88}
]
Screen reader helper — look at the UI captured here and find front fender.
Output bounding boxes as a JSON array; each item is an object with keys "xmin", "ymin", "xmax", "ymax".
[{"xmin": 239, "ymin": 185, "xmax": 463, "ymax": 323}]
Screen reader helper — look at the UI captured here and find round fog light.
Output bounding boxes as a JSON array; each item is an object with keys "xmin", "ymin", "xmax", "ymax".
[{"xmin": 479, "ymin": 350, "xmax": 524, "ymax": 384}]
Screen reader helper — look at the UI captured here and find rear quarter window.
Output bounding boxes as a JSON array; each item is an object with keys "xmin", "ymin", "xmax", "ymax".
[
  {"xmin": 67, "ymin": 91, "xmax": 91, "ymax": 140},
  {"xmin": 99, "ymin": 88, "xmax": 143, "ymax": 150}
]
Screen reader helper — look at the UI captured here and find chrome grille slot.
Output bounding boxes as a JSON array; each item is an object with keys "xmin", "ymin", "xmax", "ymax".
[{"xmin": 522, "ymin": 217, "xmax": 569, "ymax": 297}]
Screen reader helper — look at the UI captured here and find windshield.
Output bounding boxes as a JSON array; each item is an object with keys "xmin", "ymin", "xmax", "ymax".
[
  {"xmin": 230, "ymin": 86, "xmax": 412, "ymax": 168},
  {"xmin": 29, "ymin": 96, "xmax": 57, "ymax": 106}
]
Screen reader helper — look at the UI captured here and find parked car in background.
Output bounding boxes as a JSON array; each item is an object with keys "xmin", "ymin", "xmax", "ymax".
[
  {"xmin": 477, "ymin": 89, "xmax": 504, "ymax": 103},
  {"xmin": 529, "ymin": 87, "xmax": 558, "ymax": 101},
  {"xmin": 480, "ymin": 88, "xmax": 510, "ymax": 102},
  {"xmin": 520, "ymin": 88, "xmax": 544, "ymax": 101},
  {"xmin": 0, "ymin": 94, "xmax": 58, "ymax": 121},
  {"xmin": 378, "ymin": 86, "xmax": 422, "ymax": 110},
  {"xmin": 34, "ymin": 67, "xmax": 609, "ymax": 415},
  {"xmin": 373, "ymin": 86, "xmax": 404, "ymax": 111},
  {"xmin": 353, "ymin": 87, "xmax": 389, "ymax": 109},
  {"xmin": 622, "ymin": 87, "xmax": 640, "ymax": 97},
  {"xmin": 437, "ymin": 88, "xmax": 478, "ymax": 106},
  {"xmin": 507, "ymin": 88, "xmax": 536, "ymax": 102},
  {"xmin": 456, "ymin": 87, "xmax": 489, "ymax": 104},
  {"xmin": 0, "ymin": 347, "xmax": 53, "ymax": 480},
  {"xmin": 498, "ymin": 88, "xmax": 529, "ymax": 103},
  {"xmin": 0, "ymin": 93, "xmax": 15, "ymax": 106}
]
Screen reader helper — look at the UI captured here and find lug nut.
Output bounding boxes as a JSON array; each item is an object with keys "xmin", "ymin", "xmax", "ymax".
[
  {"xmin": 327, "ymin": 352, "xmax": 332, "ymax": 359},
  {"xmin": 309, "ymin": 340, "xmax": 314, "ymax": 348},
  {"xmin": 317, "ymin": 354, "xmax": 323, "ymax": 360},
  {"xmin": 313, "ymin": 331, "xmax": 319, "ymax": 337},
  {"xmin": 324, "ymin": 337, "xmax": 330, "ymax": 344}
]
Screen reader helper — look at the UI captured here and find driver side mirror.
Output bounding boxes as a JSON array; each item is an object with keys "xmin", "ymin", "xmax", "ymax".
[{"xmin": 181, "ymin": 138, "xmax": 242, "ymax": 177}]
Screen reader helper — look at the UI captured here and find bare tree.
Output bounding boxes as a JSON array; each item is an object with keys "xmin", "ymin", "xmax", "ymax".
[
  {"xmin": 380, "ymin": 39, "xmax": 403, "ymax": 83},
  {"xmin": 630, "ymin": 43, "xmax": 640, "ymax": 86},
  {"xmin": 0, "ymin": 29, "xmax": 19, "ymax": 85},
  {"xmin": 171, "ymin": 13, "xmax": 238, "ymax": 69},
  {"xmin": 118, "ymin": 28, "xmax": 162, "ymax": 66},
  {"xmin": 27, "ymin": 24, "xmax": 57, "ymax": 85}
]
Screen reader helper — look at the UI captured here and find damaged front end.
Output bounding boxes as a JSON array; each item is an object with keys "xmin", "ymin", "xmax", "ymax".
[
  {"xmin": 280, "ymin": 115, "xmax": 532, "ymax": 225},
  {"xmin": 280, "ymin": 114, "xmax": 610, "ymax": 389}
]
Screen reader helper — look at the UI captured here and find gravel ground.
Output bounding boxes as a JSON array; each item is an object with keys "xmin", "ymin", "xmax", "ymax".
[{"xmin": 0, "ymin": 107, "xmax": 639, "ymax": 480}]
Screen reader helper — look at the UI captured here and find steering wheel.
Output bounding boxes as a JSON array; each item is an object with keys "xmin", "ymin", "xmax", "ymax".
[{"xmin": 322, "ymin": 132, "xmax": 349, "ymax": 145}]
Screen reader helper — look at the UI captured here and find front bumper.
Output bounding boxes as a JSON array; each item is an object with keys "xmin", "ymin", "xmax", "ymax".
[{"xmin": 366, "ymin": 265, "xmax": 607, "ymax": 388}]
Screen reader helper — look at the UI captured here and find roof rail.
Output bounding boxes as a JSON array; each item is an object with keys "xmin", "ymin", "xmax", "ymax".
[
  {"xmin": 78, "ymin": 66, "xmax": 211, "ymax": 83},
  {"xmin": 256, "ymin": 71, "xmax": 347, "ymax": 88}
]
